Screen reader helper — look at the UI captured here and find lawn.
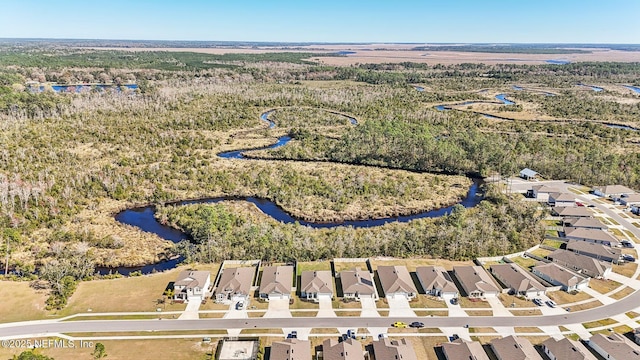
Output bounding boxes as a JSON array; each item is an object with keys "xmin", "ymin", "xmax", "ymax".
[
  {"xmin": 0, "ymin": 280, "xmax": 49, "ymax": 323},
  {"xmin": 613, "ymin": 262, "xmax": 638, "ymax": 277},
  {"xmin": 414, "ymin": 310, "xmax": 448, "ymax": 317},
  {"xmin": 514, "ymin": 327, "xmax": 543, "ymax": 333},
  {"xmin": 468, "ymin": 327, "xmax": 497, "ymax": 333},
  {"xmin": 289, "ymin": 297, "xmax": 319, "ymax": 310},
  {"xmin": 332, "ymin": 261, "xmax": 369, "ymax": 273},
  {"xmin": 458, "ymin": 297, "xmax": 491, "ymax": 308},
  {"xmin": 626, "ymin": 311, "xmax": 640, "ymax": 319},
  {"xmin": 589, "ymin": 279, "xmax": 622, "ymax": 295},
  {"xmin": 369, "ymin": 258, "xmax": 473, "ymax": 271},
  {"xmin": 529, "ymin": 248, "xmax": 553, "ymax": 258},
  {"xmin": 509, "ymin": 256, "xmax": 539, "ymax": 269},
  {"xmin": 58, "ymin": 263, "xmax": 220, "ymax": 317},
  {"xmin": 0, "ymin": 338, "xmax": 214, "ymax": 360},
  {"xmin": 498, "ymin": 294, "xmax": 535, "ymax": 308},
  {"xmin": 610, "ymin": 287, "xmax": 635, "ymax": 300},
  {"xmin": 296, "ymin": 261, "xmax": 331, "ymax": 274},
  {"xmin": 332, "ymin": 299, "xmax": 362, "ymax": 309},
  {"xmin": 410, "ymin": 336, "xmax": 449, "ymax": 360},
  {"xmin": 409, "ymin": 295, "xmax": 447, "ymax": 308},
  {"xmin": 510, "ymin": 309, "xmax": 543, "ymax": 316},
  {"xmin": 464, "ymin": 310, "xmax": 494, "ymax": 316},
  {"xmin": 546, "ymin": 290, "xmax": 592, "ymax": 305},
  {"xmin": 583, "ymin": 318, "xmax": 617, "ymax": 329},
  {"xmin": 568, "ymin": 300, "xmax": 603, "ymax": 312}
]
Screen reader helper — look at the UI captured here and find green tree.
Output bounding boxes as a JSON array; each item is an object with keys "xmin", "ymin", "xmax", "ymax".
[
  {"xmin": 12, "ymin": 350, "xmax": 54, "ymax": 360},
  {"xmin": 93, "ymin": 342, "xmax": 107, "ymax": 359}
]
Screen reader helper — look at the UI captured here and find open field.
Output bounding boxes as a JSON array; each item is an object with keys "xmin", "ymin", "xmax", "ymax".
[
  {"xmin": 0, "ymin": 281, "xmax": 49, "ymax": 323},
  {"xmin": 57, "ymin": 264, "xmax": 221, "ymax": 317},
  {"xmin": 0, "ymin": 338, "xmax": 214, "ymax": 360}
]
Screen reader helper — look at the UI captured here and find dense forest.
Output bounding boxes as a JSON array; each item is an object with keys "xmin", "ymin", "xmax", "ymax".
[{"xmin": 0, "ymin": 46, "xmax": 639, "ymax": 287}]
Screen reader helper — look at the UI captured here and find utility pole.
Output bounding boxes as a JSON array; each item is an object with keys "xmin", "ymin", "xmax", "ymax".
[{"xmin": 4, "ymin": 236, "xmax": 9, "ymax": 278}]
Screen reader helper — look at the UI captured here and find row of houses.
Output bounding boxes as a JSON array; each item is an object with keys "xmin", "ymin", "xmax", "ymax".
[
  {"xmin": 445, "ymin": 332, "xmax": 640, "ymax": 360},
  {"xmin": 269, "ymin": 336, "xmax": 417, "ymax": 360}
]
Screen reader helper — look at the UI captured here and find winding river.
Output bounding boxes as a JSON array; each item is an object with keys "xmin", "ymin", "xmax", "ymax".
[{"xmin": 107, "ymin": 108, "xmax": 484, "ymax": 274}]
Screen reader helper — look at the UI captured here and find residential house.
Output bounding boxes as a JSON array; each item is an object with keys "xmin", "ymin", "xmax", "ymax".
[
  {"xmin": 565, "ymin": 227, "xmax": 620, "ymax": 247},
  {"xmin": 548, "ymin": 249, "xmax": 612, "ymax": 278},
  {"xmin": 548, "ymin": 192, "xmax": 575, "ymax": 207},
  {"xmin": 300, "ymin": 270, "xmax": 333, "ymax": 301},
  {"xmin": 542, "ymin": 337, "xmax": 597, "ymax": 360},
  {"xmin": 371, "ymin": 338, "xmax": 417, "ymax": 360},
  {"xmin": 619, "ymin": 193, "xmax": 640, "ymax": 208},
  {"xmin": 552, "ymin": 206, "xmax": 593, "ymax": 217},
  {"xmin": 588, "ymin": 333, "xmax": 640, "ymax": 360},
  {"xmin": 532, "ymin": 263, "xmax": 589, "ymax": 292},
  {"xmin": 376, "ymin": 265, "xmax": 418, "ymax": 300},
  {"xmin": 270, "ymin": 339, "xmax": 311, "ymax": 360},
  {"xmin": 339, "ymin": 268, "xmax": 378, "ymax": 300},
  {"xmin": 321, "ymin": 338, "xmax": 365, "ymax": 360},
  {"xmin": 214, "ymin": 267, "xmax": 255, "ymax": 303},
  {"xmin": 563, "ymin": 217, "xmax": 608, "ymax": 231},
  {"xmin": 531, "ymin": 185, "xmax": 560, "ymax": 201},
  {"xmin": 593, "ymin": 185, "xmax": 635, "ymax": 198},
  {"xmin": 453, "ymin": 266, "xmax": 500, "ymax": 299},
  {"xmin": 567, "ymin": 240, "xmax": 622, "ymax": 263},
  {"xmin": 415, "ymin": 266, "xmax": 459, "ymax": 298},
  {"xmin": 520, "ymin": 168, "xmax": 538, "ymax": 180},
  {"xmin": 173, "ymin": 270, "xmax": 211, "ymax": 302},
  {"xmin": 259, "ymin": 265, "xmax": 293, "ymax": 300},
  {"xmin": 442, "ymin": 338, "xmax": 490, "ymax": 360},
  {"xmin": 490, "ymin": 335, "xmax": 543, "ymax": 360},
  {"xmin": 489, "ymin": 263, "xmax": 546, "ymax": 298}
]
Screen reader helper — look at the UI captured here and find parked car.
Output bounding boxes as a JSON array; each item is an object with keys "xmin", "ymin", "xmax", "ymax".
[
  {"xmin": 392, "ymin": 321, "xmax": 407, "ymax": 328},
  {"xmin": 622, "ymin": 240, "xmax": 634, "ymax": 248},
  {"xmin": 546, "ymin": 300, "xmax": 557, "ymax": 308},
  {"xmin": 449, "ymin": 334, "xmax": 460, "ymax": 342},
  {"xmin": 450, "ymin": 298, "xmax": 458, "ymax": 305},
  {"xmin": 623, "ymin": 254, "xmax": 636, "ymax": 262},
  {"xmin": 347, "ymin": 329, "xmax": 357, "ymax": 339},
  {"xmin": 409, "ymin": 322, "xmax": 425, "ymax": 328},
  {"xmin": 532, "ymin": 298, "xmax": 544, "ymax": 306},
  {"xmin": 235, "ymin": 301, "xmax": 245, "ymax": 310},
  {"xmin": 587, "ymin": 204, "xmax": 596, "ymax": 208},
  {"xmin": 576, "ymin": 202, "xmax": 584, "ymax": 207},
  {"xmin": 287, "ymin": 331, "xmax": 297, "ymax": 339},
  {"xmin": 378, "ymin": 333, "xmax": 388, "ymax": 339}
]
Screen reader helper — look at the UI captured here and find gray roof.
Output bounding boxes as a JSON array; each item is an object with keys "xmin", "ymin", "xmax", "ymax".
[
  {"xmin": 259, "ymin": 265, "xmax": 293, "ymax": 296},
  {"xmin": 520, "ymin": 168, "xmax": 538, "ymax": 177},
  {"xmin": 490, "ymin": 335, "xmax": 543, "ymax": 360},
  {"xmin": 453, "ymin": 266, "xmax": 500, "ymax": 296},
  {"xmin": 565, "ymin": 227, "xmax": 619, "ymax": 245},
  {"xmin": 532, "ymin": 185, "xmax": 560, "ymax": 193},
  {"xmin": 564, "ymin": 217, "xmax": 608, "ymax": 230},
  {"xmin": 442, "ymin": 338, "xmax": 490, "ymax": 360},
  {"xmin": 621, "ymin": 193, "xmax": 640, "ymax": 204},
  {"xmin": 339, "ymin": 268, "xmax": 376, "ymax": 296},
  {"xmin": 542, "ymin": 337, "xmax": 597, "ymax": 360},
  {"xmin": 567, "ymin": 240, "xmax": 622, "ymax": 261},
  {"xmin": 489, "ymin": 263, "xmax": 546, "ymax": 293},
  {"xmin": 371, "ymin": 338, "xmax": 417, "ymax": 360},
  {"xmin": 215, "ymin": 267, "xmax": 254, "ymax": 297},
  {"xmin": 174, "ymin": 270, "xmax": 210, "ymax": 290},
  {"xmin": 415, "ymin": 266, "xmax": 458, "ymax": 294},
  {"xmin": 549, "ymin": 192, "xmax": 576, "ymax": 202},
  {"xmin": 548, "ymin": 249, "xmax": 611, "ymax": 277},
  {"xmin": 532, "ymin": 263, "xmax": 587, "ymax": 288},
  {"xmin": 594, "ymin": 185, "xmax": 635, "ymax": 196},
  {"xmin": 300, "ymin": 270, "xmax": 333, "ymax": 296},
  {"xmin": 271, "ymin": 339, "xmax": 312, "ymax": 360},
  {"xmin": 589, "ymin": 333, "xmax": 640, "ymax": 359},
  {"xmin": 377, "ymin": 265, "xmax": 417, "ymax": 296},
  {"xmin": 322, "ymin": 338, "xmax": 364, "ymax": 360},
  {"xmin": 553, "ymin": 207, "xmax": 593, "ymax": 217}
]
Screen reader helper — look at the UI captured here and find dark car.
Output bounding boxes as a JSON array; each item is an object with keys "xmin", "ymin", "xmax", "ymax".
[
  {"xmin": 623, "ymin": 254, "xmax": 636, "ymax": 262},
  {"xmin": 450, "ymin": 298, "xmax": 458, "ymax": 305},
  {"xmin": 622, "ymin": 241, "xmax": 634, "ymax": 248},
  {"xmin": 409, "ymin": 322, "xmax": 425, "ymax": 328},
  {"xmin": 449, "ymin": 334, "xmax": 460, "ymax": 342},
  {"xmin": 532, "ymin": 298, "xmax": 544, "ymax": 306}
]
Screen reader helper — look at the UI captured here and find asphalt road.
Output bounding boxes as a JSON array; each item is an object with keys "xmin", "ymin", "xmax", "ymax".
[{"xmin": 1, "ymin": 286, "xmax": 639, "ymax": 338}]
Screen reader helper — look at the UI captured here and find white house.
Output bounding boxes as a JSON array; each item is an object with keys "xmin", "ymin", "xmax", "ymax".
[
  {"xmin": 532, "ymin": 263, "xmax": 589, "ymax": 292},
  {"xmin": 520, "ymin": 168, "xmax": 538, "ymax": 180},
  {"xmin": 548, "ymin": 192, "xmax": 575, "ymax": 207},
  {"xmin": 173, "ymin": 270, "xmax": 211, "ymax": 302}
]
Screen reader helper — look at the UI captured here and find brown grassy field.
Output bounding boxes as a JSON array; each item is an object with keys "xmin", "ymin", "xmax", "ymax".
[
  {"xmin": 0, "ymin": 281, "xmax": 49, "ymax": 323},
  {"xmin": 0, "ymin": 338, "xmax": 214, "ymax": 360},
  {"xmin": 56, "ymin": 263, "xmax": 220, "ymax": 317}
]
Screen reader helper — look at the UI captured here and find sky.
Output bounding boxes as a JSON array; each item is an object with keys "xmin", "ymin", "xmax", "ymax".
[{"xmin": 0, "ymin": 0, "xmax": 638, "ymax": 43}]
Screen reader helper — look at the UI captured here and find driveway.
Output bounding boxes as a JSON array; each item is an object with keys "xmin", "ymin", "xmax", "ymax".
[
  {"xmin": 359, "ymin": 297, "xmax": 379, "ymax": 317},
  {"xmin": 264, "ymin": 298, "xmax": 292, "ymax": 318},
  {"xmin": 443, "ymin": 295, "xmax": 468, "ymax": 317},
  {"xmin": 486, "ymin": 297, "xmax": 513, "ymax": 317},
  {"xmin": 386, "ymin": 296, "xmax": 416, "ymax": 317},
  {"xmin": 178, "ymin": 297, "xmax": 202, "ymax": 320},
  {"xmin": 317, "ymin": 296, "xmax": 336, "ymax": 318}
]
